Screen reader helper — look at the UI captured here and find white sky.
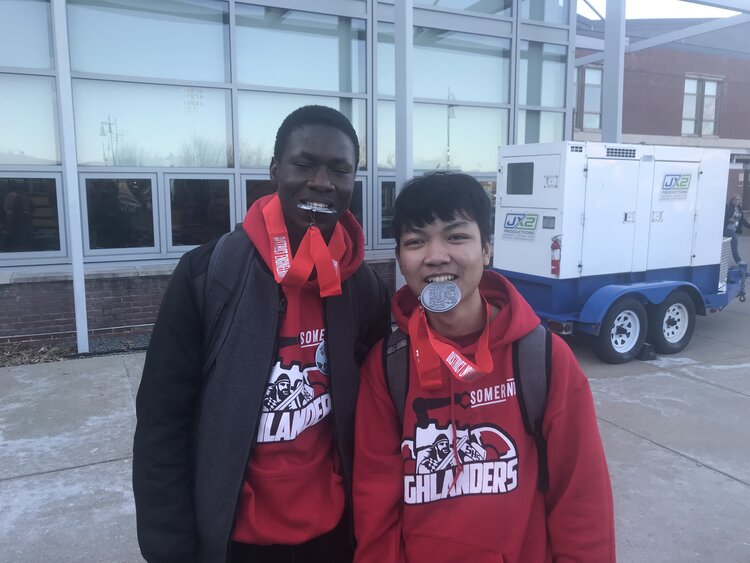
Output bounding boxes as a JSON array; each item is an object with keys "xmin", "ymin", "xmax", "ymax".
[{"xmin": 578, "ymin": 0, "xmax": 741, "ymax": 19}]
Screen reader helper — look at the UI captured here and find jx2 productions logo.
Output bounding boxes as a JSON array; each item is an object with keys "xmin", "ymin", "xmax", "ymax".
[
  {"xmin": 662, "ymin": 174, "xmax": 691, "ymax": 190},
  {"xmin": 503, "ymin": 213, "xmax": 538, "ymax": 230},
  {"xmin": 660, "ymin": 174, "xmax": 691, "ymax": 200}
]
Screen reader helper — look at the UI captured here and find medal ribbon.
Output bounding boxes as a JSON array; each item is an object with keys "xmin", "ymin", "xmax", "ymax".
[
  {"xmin": 256, "ymin": 194, "xmax": 345, "ymax": 298},
  {"xmin": 407, "ymin": 301, "xmax": 494, "ymax": 390}
]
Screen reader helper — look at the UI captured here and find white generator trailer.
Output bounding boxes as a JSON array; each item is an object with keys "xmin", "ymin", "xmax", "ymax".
[{"xmin": 492, "ymin": 142, "xmax": 747, "ymax": 364}]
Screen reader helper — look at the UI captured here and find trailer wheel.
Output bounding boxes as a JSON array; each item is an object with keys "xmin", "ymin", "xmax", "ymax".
[
  {"xmin": 593, "ymin": 297, "xmax": 647, "ymax": 364},
  {"xmin": 648, "ymin": 290, "xmax": 696, "ymax": 354}
]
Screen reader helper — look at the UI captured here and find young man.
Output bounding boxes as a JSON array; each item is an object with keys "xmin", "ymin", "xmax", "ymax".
[
  {"xmin": 133, "ymin": 105, "xmax": 391, "ymax": 563},
  {"xmin": 353, "ymin": 172, "xmax": 615, "ymax": 562},
  {"xmin": 724, "ymin": 194, "xmax": 750, "ymax": 264}
]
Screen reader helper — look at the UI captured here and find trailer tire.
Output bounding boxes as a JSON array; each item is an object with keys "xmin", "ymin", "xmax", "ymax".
[
  {"xmin": 648, "ymin": 290, "xmax": 696, "ymax": 354},
  {"xmin": 593, "ymin": 297, "xmax": 647, "ymax": 364}
]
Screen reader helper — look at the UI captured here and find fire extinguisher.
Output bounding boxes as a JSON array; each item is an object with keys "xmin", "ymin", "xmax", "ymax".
[{"xmin": 551, "ymin": 235, "xmax": 561, "ymax": 276}]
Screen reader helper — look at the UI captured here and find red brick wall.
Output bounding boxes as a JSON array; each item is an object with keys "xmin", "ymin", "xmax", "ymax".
[
  {"xmin": 0, "ymin": 274, "xmax": 171, "ymax": 347},
  {"xmin": 0, "ymin": 260, "xmax": 396, "ymax": 349}
]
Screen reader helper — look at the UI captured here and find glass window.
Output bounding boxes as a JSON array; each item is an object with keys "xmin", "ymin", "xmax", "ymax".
[
  {"xmin": 238, "ymin": 91, "xmax": 366, "ymax": 170},
  {"xmin": 519, "ymin": 41, "xmax": 567, "ymax": 108},
  {"xmin": 377, "ymin": 22, "xmax": 395, "ymax": 97},
  {"xmin": 507, "ymin": 163, "xmax": 534, "ymax": 195},
  {"xmin": 681, "ymin": 78, "xmax": 719, "ymax": 137},
  {"xmin": 413, "ymin": 28, "xmax": 511, "ymax": 104},
  {"xmin": 379, "ymin": 25, "xmax": 511, "ymax": 104},
  {"xmin": 581, "ymin": 67, "xmax": 602, "ymax": 130},
  {"xmin": 0, "ymin": 177, "xmax": 60, "ymax": 253},
  {"xmin": 0, "ymin": 0, "xmax": 53, "ymax": 69},
  {"xmin": 517, "ymin": 110, "xmax": 564, "ymax": 144},
  {"xmin": 0, "ymin": 74, "xmax": 59, "ymax": 165},
  {"xmin": 350, "ymin": 180, "xmax": 364, "ymax": 227},
  {"xmin": 415, "ymin": 0, "xmax": 512, "ymax": 16},
  {"xmin": 73, "ymin": 80, "xmax": 231, "ymax": 167},
  {"xmin": 245, "ymin": 178, "xmax": 276, "ymax": 209},
  {"xmin": 236, "ymin": 5, "xmax": 366, "ymax": 93},
  {"xmin": 67, "ymin": 0, "xmax": 229, "ymax": 82},
  {"xmin": 378, "ymin": 101, "xmax": 508, "ymax": 172},
  {"xmin": 85, "ymin": 178, "xmax": 154, "ymax": 249},
  {"xmin": 520, "ymin": 0, "xmax": 569, "ymax": 25},
  {"xmin": 170, "ymin": 179, "xmax": 231, "ymax": 246},
  {"xmin": 380, "ymin": 179, "xmax": 396, "ymax": 240}
]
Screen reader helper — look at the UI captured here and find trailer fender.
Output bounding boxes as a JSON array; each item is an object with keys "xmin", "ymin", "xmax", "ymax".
[{"xmin": 578, "ymin": 282, "xmax": 706, "ymax": 333}]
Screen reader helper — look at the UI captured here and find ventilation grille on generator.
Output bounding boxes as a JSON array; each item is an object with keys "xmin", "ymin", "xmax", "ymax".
[
  {"xmin": 570, "ymin": 145, "xmax": 583, "ymax": 153},
  {"xmin": 606, "ymin": 147, "xmax": 637, "ymax": 159}
]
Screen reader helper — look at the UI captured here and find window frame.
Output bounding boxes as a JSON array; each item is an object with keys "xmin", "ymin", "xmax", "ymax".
[
  {"xmin": 681, "ymin": 76, "xmax": 721, "ymax": 138},
  {"xmin": 0, "ymin": 171, "xmax": 67, "ymax": 265},
  {"xmin": 164, "ymin": 173, "xmax": 236, "ymax": 252}
]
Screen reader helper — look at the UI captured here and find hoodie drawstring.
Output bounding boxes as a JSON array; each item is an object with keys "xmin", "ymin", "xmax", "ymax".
[{"xmin": 448, "ymin": 376, "xmax": 464, "ymax": 492}]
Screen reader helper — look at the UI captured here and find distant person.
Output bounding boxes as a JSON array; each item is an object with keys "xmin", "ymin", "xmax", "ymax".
[
  {"xmin": 353, "ymin": 172, "xmax": 615, "ymax": 563},
  {"xmin": 133, "ymin": 105, "xmax": 391, "ymax": 563},
  {"xmin": 724, "ymin": 194, "xmax": 750, "ymax": 264}
]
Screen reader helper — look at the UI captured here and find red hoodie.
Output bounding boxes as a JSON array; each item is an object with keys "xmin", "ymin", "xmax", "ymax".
[
  {"xmin": 354, "ymin": 271, "xmax": 616, "ymax": 563},
  {"xmin": 232, "ymin": 195, "xmax": 366, "ymax": 545}
]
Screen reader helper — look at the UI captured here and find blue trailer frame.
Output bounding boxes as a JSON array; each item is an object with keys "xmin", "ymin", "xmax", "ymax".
[{"xmin": 495, "ymin": 263, "xmax": 747, "ymax": 337}]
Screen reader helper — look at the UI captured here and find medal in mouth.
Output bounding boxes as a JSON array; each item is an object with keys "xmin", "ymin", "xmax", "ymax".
[
  {"xmin": 297, "ymin": 201, "xmax": 337, "ymax": 215},
  {"xmin": 420, "ymin": 281, "xmax": 461, "ymax": 313}
]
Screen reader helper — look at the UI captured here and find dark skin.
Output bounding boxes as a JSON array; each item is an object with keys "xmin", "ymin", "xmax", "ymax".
[{"xmin": 270, "ymin": 125, "xmax": 357, "ymax": 253}]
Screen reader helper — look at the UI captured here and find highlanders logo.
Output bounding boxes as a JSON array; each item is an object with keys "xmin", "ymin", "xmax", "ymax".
[
  {"xmin": 401, "ymin": 422, "xmax": 518, "ymax": 504},
  {"xmin": 257, "ymin": 362, "xmax": 331, "ymax": 443}
]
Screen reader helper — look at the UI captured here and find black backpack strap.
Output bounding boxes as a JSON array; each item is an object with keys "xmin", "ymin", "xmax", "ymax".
[
  {"xmin": 202, "ymin": 229, "xmax": 256, "ymax": 376},
  {"xmin": 383, "ymin": 328, "xmax": 410, "ymax": 427},
  {"xmin": 513, "ymin": 323, "xmax": 552, "ymax": 492}
]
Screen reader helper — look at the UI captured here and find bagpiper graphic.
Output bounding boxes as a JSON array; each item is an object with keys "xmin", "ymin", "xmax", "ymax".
[
  {"xmin": 256, "ymin": 361, "xmax": 331, "ymax": 443},
  {"xmin": 401, "ymin": 421, "xmax": 519, "ymax": 504}
]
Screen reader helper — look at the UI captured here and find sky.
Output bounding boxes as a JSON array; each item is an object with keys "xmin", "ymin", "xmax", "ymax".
[{"xmin": 577, "ymin": 0, "xmax": 741, "ymax": 20}]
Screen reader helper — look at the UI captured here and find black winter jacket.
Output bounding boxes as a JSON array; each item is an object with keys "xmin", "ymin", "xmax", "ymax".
[{"xmin": 132, "ymin": 233, "xmax": 390, "ymax": 563}]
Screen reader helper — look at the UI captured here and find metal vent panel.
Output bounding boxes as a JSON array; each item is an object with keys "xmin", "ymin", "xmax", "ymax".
[
  {"xmin": 606, "ymin": 147, "xmax": 637, "ymax": 159},
  {"xmin": 570, "ymin": 145, "xmax": 583, "ymax": 153}
]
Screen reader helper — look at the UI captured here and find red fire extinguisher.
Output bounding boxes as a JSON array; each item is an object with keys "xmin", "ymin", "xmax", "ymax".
[{"xmin": 551, "ymin": 235, "xmax": 561, "ymax": 276}]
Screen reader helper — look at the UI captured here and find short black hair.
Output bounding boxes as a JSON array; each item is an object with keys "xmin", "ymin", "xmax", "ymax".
[
  {"xmin": 392, "ymin": 172, "xmax": 493, "ymax": 246},
  {"xmin": 273, "ymin": 105, "xmax": 360, "ymax": 170}
]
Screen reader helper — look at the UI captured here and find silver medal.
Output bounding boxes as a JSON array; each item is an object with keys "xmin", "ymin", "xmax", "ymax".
[{"xmin": 420, "ymin": 281, "xmax": 461, "ymax": 313}]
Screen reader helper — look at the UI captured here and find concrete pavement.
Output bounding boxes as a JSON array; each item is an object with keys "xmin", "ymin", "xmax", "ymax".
[{"xmin": 1, "ymin": 241, "xmax": 749, "ymax": 562}]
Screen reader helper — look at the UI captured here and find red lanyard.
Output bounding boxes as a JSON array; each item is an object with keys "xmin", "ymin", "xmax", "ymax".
[
  {"xmin": 407, "ymin": 301, "xmax": 494, "ymax": 390},
  {"xmin": 257, "ymin": 194, "xmax": 345, "ymax": 297}
]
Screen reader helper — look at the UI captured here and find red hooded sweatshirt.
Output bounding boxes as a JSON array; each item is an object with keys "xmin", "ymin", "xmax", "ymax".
[
  {"xmin": 354, "ymin": 271, "xmax": 616, "ymax": 563},
  {"xmin": 232, "ymin": 194, "xmax": 366, "ymax": 545}
]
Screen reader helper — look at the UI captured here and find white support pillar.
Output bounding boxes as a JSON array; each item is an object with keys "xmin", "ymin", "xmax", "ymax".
[
  {"xmin": 601, "ymin": 0, "xmax": 626, "ymax": 143},
  {"xmin": 51, "ymin": 0, "xmax": 89, "ymax": 353},
  {"xmin": 394, "ymin": 0, "xmax": 413, "ymax": 290}
]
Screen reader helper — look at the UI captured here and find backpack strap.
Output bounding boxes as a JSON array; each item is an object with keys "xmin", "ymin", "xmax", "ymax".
[
  {"xmin": 383, "ymin": 328, "xmax": 410, "ymax": 427},
  {"xmin": 202, "ymin": 228, "xmax": 256, "ymax": 376},
  {"xmin": 512, "ymin": 323, "xmax": 552, "ymax": 492}
]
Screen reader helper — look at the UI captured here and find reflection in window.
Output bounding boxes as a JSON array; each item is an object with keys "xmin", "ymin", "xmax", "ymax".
[
  {"xmin": 0, "ymin": 178, "xmax": 60, "ymax": 253},
  {"xmin": 415, "ymin": 0, "xmax": 512, "ymax": 16},
  {"xmin": 0, "ymin": 0, "xmax": 53, "ymax": 69},
  {"xmin": 351, "ymin": 180, "xmax": 364, "ymax": 227},
  {"xmin": 73, "ymin": 80, "xmax": 231, "ymax": 167},
  {"xmin": 520, "ymin": 0, "xmax": 569, "ymax": 24},
  {"xmin": 517, "ymin": 110, "xmax": 564, "ymax": 144},
  {"xmin": 68, "ymin": 0, "xmax": 229, "ymax": 82},
  {"xmin": 170, "ymin": 179, "xmax": 230, "ymax": 246},
  {"xmin": 246, "ymin": 179, "xmax": 276, "ymax": 210},
  {"xmin": 378, "ymin": 24, "xmax": 511, "ymax": 103},
  {"xmin": 378, "ymin": 101, "xmax": 508, "ymax": 172},
  {"xmin": 238, "ymin": 91, "xmax": 366, "ymax": 170},
  {"xmin": 682, "ymin": 78, "xmax": 719, "ymax": 136},
  {"xmin": 236, "ymin": 5, "xmax": 366, "ymax": 93},
  {"xmin": 519, "ymin": 41, "xmax": 567, "ymax": 108},
  {"xmin": 380, "ymin": 180, "xmax": 396, "ymax": 240},
  {"xmin": 0, "ymin": 74, "xmax": 59, "ymax": 165},
  {"xmin": 85, "ymin": 179, "xmax": 154, "ymax": 249}
]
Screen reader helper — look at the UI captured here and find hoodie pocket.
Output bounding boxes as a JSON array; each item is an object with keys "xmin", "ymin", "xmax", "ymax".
[{"xmin": 405, "ymin": 532, "xmax": 505, "ymax": 563}]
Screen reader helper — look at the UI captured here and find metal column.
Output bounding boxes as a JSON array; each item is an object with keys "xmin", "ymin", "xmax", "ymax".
[{"xmin": 601, "ymin": 0, "xmax": 626, "ymax": 143}]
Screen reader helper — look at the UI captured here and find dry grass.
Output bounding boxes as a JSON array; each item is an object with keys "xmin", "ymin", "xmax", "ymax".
[{"xmin": 0, "ymin": 343, "xmax": 76, "ymax": 368}]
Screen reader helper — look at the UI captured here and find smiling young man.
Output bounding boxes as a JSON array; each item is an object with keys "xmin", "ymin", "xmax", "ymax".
[
  {"xmin": 353, "ymin": 172, "xmax": 615, "ymax": 563},
  {"xmin": 133, "ymin": 106, "xmax": 391, "ymax": 563}
]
